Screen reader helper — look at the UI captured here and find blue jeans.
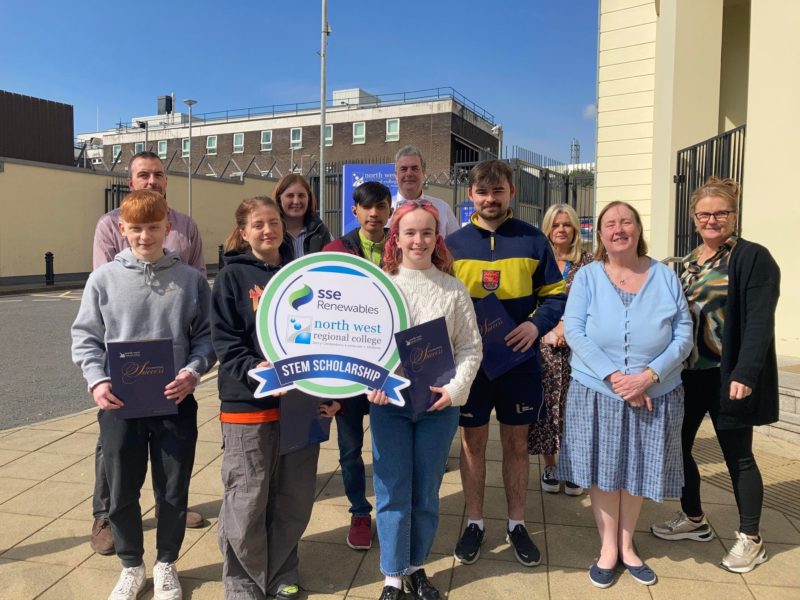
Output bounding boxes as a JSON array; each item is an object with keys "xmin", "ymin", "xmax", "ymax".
[
  {"xmin": 370, "ymin": 402, "xmax": 459, "ymax": 576},
  {"xmin": 335, "ymin": 394, "xmax": 372, "ymax": 516}
]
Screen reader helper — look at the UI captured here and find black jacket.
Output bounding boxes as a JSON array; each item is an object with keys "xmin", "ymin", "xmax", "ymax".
[
  {"xmin": 210, "ymin": 245, "xmax": 292, "ymax": 413},
  {"xmin": 285, "ymin": 214, "xmax": 333, "ymax": 256},
  {"xmin": 717, "ymin": 238, "xmax": 781, "ymax": 429}
]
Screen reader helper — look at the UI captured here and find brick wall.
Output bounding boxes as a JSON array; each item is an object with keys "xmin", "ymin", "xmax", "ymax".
[{"xmin": 105, "ymin": 112, "xmax": 468, "ymax": 177}]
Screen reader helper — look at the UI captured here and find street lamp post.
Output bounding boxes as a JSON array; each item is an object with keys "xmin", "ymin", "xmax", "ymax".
[{"xmin": 183, "ymin": 99, "xmax": 197, "ymax": 217}]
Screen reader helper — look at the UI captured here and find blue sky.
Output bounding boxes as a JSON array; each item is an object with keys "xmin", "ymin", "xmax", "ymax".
[{"xmin": 1, "ymin": 0, "xmax": 598, "ymax": 162}]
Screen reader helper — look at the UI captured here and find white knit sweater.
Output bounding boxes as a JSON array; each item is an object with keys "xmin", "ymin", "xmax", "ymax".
[{"xmin": 390, "ymin": 266, "xmax": 483, "ymax": 406}]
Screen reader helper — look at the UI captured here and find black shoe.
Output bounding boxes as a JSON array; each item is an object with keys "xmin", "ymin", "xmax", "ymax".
[
  {"xmin": 506, "ymin": 524, "xmax": 541, "ymax": 566},
  {"xmin": 454, "ymin": 523, "xmax": 485, "ymax": 564},
  {"xmin": 379, "ymin": 585, "xmax": 406, "ymax": 600},
  {"xmin": 404, "ymin": 569, "xmax": 440, "ymax": 600}
]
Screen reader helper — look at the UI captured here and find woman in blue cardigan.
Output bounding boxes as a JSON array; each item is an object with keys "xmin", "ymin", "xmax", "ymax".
[{"xmin": 555, "ymin": 201, "xmax": 693, "ymax": 588}]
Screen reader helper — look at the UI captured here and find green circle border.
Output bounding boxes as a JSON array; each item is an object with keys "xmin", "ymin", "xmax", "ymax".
[{"xmin": 256, "ymin": 253, "xmax": 409, "ymax": 396}]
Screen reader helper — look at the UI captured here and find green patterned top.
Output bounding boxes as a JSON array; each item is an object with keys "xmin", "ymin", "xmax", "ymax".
[{"xmin": 681, "ymin": 236, "xmax": 738, "ymax": 370}]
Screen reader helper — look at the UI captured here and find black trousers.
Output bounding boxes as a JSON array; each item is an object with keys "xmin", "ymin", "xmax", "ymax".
[
  {"xmin": 99, "ymin": 396, "xmax": 198, "ymax": 567},
  {"xmin": 680, "ymin": 369, "xmax": 763, "ymax": 535}
]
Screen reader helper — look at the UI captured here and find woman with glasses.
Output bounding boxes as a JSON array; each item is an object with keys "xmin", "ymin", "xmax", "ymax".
[{"xmin": 651, "ymin": 177, "xmax": 781, "ymax": 574}]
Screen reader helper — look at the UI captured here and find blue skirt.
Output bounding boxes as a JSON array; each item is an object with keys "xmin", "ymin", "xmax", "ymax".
[{"xmin": 554, "ymin": 379, "xmax": 684, "ymax": 502}]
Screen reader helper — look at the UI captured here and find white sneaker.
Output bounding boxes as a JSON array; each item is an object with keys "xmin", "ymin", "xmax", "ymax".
[
  {"xmin": 721, "ymin": 531, "xmax": 768, "ymax": 573},
  {"xmin": 108, "ymin": 564, "xmax": 146, "ymax": 600},
  {"xmin": 651, "ymin": 510, "xmax": 714, "ymax": 541},
  {"xmin": 153, "ymin": 561, "xmax": 182, "ymax": 600}
]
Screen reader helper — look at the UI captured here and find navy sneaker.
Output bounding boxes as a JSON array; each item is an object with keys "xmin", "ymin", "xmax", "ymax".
[
  {"xmin": 454, "ymin": 523, "xmax": 485, "ymax": 565},
  {"xmin": 506, "ymin": 524, "xmax": 541, "ymax": 567}
]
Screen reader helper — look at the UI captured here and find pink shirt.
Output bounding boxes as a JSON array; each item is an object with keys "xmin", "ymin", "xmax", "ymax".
[{"xmin": 92, "ymin": 207, "xmax": 206, "ymax": 275}]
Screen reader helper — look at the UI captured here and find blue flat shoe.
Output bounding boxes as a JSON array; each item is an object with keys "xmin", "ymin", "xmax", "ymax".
[
  {"xmin": 622, "ymin": 561, "xmax": 657, "ymax": 585},
  {"xmin": 589, "ymin": 562, "xmax": 615, "ymax": 588}
]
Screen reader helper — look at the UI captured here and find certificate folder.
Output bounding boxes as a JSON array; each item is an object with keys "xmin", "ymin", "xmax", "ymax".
[
  {"xmin": 394, "ymin": 317, "xmax": 456, "ymax": 415},
  {"xmin": 279, "ymin": 389, "xmax": 332, "ymax": 455},
  {"xmin": 107, "ymin": 339, "xmax": 177, "ymax": 419},
  {"xmin": 474, "ymin": 294, "xmax": 536, "ymax": 381}
]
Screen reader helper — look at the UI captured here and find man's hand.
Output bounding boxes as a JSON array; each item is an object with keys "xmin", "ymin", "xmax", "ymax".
[
  {"xmin": 92, "ymin": 382, "xmax": 123, "ymax": 410},
  {"xmin": 164, "ymin": 370, "xmax": 198, "ymax": 404},
  {"xmin": 505, "ymin": 321, "xmax": 539, "ymax": 353}
]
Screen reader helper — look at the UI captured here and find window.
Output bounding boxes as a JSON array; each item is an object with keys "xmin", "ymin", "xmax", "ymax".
[
  {"xmin": 112, "ymin": 145, "xmax": 121, "ymax": 161},
  {"xmin": 260, "ymin": 130, "xmax": 272, "ymax": 151},
  {"xmin": 324, "ymin": 124, "xmax": 333, "ymax": 147},
  {"xmin": 353, "ymin": 122, "xmax": 366, "ymax": 144},
  {"xmin": 206, "ymin": 135, "xmax": 217, "ymax": 155},
  {"xmin": 157, "ymin": 140, "xmax": 168, "ymax": 160},
  {"xmin": 233, "ymin": 132, "xmax": 244, "ymax": 154},
  {"xmin": 386, "ymin": 119, "xmax": 400, "ymax": 142},
  {"xmin": 134, "ymin": 142, "xmax": 144, "ymax": 154},
  {"xmin": 181, "ymin": 138, "xmax": 190, "ymax": 157},
  {"xmin": 290, "ymin": 127, "xmax": 302, "ymax": 149}
]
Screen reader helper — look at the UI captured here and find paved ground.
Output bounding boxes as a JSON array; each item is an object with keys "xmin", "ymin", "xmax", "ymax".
[{"xmin": 0, "ymin": 377, "xmax": 799, "ymax": 600}]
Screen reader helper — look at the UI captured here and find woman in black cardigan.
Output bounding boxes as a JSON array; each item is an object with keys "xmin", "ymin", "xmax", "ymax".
[{"xmin": 650, "ymin": 177, "xmax": 780, "ymax": 574}]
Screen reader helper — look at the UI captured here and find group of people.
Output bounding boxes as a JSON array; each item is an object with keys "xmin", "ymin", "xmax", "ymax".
[{"xmin": 70, "ymin": 145, "xmax": 780, "ymax": 600}]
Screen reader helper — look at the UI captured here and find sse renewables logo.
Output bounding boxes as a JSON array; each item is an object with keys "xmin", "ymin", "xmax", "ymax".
[{"xmin": 248, "ymin": 254, "xmax": 411, "ymax": 403}]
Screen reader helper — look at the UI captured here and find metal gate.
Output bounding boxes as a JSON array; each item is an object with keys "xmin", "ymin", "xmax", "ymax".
[
  {"xmin": 104, "ymin": 178, "xmax": 130, "ymax": 212},
  {"xmin": 673, "ymin": 125, "xmax": 745, "ymax": 258}
]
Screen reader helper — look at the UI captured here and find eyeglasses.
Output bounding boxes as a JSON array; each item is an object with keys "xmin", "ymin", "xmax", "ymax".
[
  {"xmin": 694, "ymin": 210, "xmax": 735, "ymax": 223},
  {"xmin": 404, "ymin": 199, "xmax": 433, "ymax": 208}
]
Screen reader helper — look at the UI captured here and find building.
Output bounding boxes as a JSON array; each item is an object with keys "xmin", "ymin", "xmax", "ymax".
[
  {"xmin": 0, "ymin": 90, "xmax": 74, "ymax": 166},
  {"xmin": 78, "ymin": 87, "xmax": 500, "ymax": 178},
  {"xmin": 595, "ymin": 0, "xmax": 800, "ymax": 440}
]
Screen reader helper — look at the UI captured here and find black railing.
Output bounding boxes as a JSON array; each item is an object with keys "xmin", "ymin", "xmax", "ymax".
[{"xmin": 674, "ymin": 125, "xmax": 745, "ymax": 259}]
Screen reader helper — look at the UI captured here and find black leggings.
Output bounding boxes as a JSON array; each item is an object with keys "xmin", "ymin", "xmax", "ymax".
[{"xmin": 680, "ymin": 368, "xmax": 763, "ymax": 536}]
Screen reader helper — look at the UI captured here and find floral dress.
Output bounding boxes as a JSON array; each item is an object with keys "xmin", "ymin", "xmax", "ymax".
[{"xmin": 528, "ymin": 250, "xmax": 593, "ymax": 455}]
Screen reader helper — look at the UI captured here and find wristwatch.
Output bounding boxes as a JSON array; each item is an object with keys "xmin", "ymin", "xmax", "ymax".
[{"xmin": 645, "ymin": 367, "xmax": 660, "ymax": 383}]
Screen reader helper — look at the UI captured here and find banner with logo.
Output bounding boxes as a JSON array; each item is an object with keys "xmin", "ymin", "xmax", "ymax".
[
  {"xmin": 248, "ymin": 254, "xmax": 410, "ymax": 404},
  {"xmin": 341, "ymin": 163, "xmax": 397, "ymax": 235}
]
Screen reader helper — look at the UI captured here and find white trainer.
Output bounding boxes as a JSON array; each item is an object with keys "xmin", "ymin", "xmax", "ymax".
[
  {"xmin": 153, "ymin": 561, "xmax": 183, "ymax": 600},
  {"xmin": 721, "ymin": 531, "xmax": 768, "ymax": 573},
  {"xmin": 108, "ymin": 564, "xmax": 146, "ymax": 600}
]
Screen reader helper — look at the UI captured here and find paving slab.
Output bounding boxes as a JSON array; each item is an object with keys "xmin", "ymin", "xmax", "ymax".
[
  {"xmin": 0, "ymin": 479, "xmax": 91, "ymax": 518},
  {"xmin": 0, "ymin": 558, "xmax": 72, "ymax": 600}
]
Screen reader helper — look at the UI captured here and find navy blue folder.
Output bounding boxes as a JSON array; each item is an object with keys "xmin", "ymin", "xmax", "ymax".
[
  {"xmin": 394, "ymin": 317, "xmax": 456, "ymax": 415},
  {"xmin": 473, "ymin": 293, "xmax": 536, "ymax": 381},
  {"xmin": 106, "ymin": 339, "xmax": 177, "ymax": 419},
  {"xmin": 279, "ymin": 389, "xmax": 333, "ymax": 455}
]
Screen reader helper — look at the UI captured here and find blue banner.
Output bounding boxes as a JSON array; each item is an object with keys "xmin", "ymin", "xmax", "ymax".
[
  {"xmin": 249, "ymin": 353, "xmax": 409, "ymax": 402},
  {"xmin": 341, "ymin": 163, "xmax": 397, "ymax": 235}
]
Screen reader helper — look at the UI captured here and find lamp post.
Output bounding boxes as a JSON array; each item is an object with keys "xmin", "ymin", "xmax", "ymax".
[
  {"xmin": 319, "ymin": 0, "xmax": 330, "ymax": 224},
  {"xmin": 183, "ymin": 99, "xmax": 197, "ymax": 217}
]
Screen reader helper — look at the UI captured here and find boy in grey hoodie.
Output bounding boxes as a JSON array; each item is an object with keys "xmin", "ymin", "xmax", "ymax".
[{"xmin": 71, "ymin": 190, "xmax": 215, "ymax": 600}]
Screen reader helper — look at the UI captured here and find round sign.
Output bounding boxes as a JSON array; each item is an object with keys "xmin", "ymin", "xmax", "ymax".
[{"xmin": 248, "ymin": 253, "xmax": 410, "ymax": 401}]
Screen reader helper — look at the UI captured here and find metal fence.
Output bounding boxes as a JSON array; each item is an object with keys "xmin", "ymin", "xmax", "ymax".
[
  {"xmin": 673, "ymin": 124, "xmax": 745, "ymax": 258},
  {"xmin": 308, "ymin": 158, "xmax": 392, "ymax": 238},
  {"xmin": 104, "ymin": 179, "xmax": 130, "ymax": 212}
]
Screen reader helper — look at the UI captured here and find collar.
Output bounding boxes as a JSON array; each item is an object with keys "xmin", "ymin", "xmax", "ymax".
[{"xmin": 470, "ymin": 209, "xmax": 513, "ymax": 231}]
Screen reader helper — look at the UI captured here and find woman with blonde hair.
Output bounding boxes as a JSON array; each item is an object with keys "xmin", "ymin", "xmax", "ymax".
[
  {"xmin": 528, "ymin": 204, "xmax": 593, "ymax": 496},
  {"xmin": 651, "ymin": 177, "xmax": 780, "ymax": 574}
]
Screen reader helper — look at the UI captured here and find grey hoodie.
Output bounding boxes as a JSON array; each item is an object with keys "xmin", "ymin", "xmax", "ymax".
[{"xmin": 71, "ymin": 248, "xmax": 216, "ymax": 389}]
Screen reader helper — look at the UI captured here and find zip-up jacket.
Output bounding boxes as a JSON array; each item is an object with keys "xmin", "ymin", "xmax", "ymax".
[
  {"xmin": 210, "ymin": 245, "xmax": 293, "ymax": 415},
  {"xmin": 323, "ymin": 227, "xmax": 389, "ymax": 266},
  {"xmin": 284, "ymin": 214, "xmax": 333, "ymax": 256},
  {"xmin": 446, "ymin": 212, "xmax": 567, "ymax": 371}
]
